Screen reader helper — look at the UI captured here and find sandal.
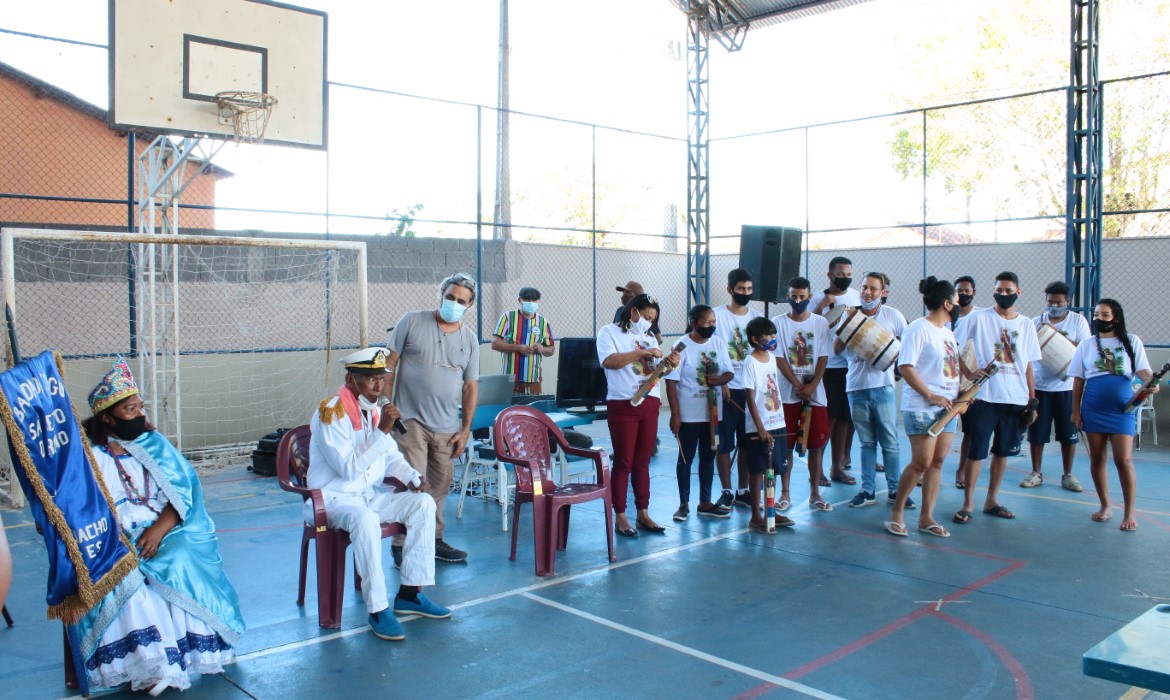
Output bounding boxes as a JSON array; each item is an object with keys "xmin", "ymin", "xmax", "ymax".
[
  {"xmin": 1120, "ymin": 521, "xmax": 1138, "ymax": 531},
  {"xmin": 774, "ymin": 515, "xmax": 795, "ymax": 528},
  {"xmin": 615, "ymin": 524, "xmax": 638, "ymax": 538},
  {"xmin": 748, "ymin": 520, "xmax": 775, "ymax": 534},
  {"xmin": 884, "ymin": 521, "xmax": 908, "ymax": 537},
  {"xmin": 1091, "ymin": 509, "xmax": 1112, "ymax": 523},
  {"xmin": 636, "ymin": 519, "xmax": 667, "ymax": 534},
  {"xmin": 809, "ymin": 498, "xmax": 833, "ymax": 512},
  {"xmin": 777, "ymin": 497, "xmax": 792, "ymax": 512},
  {"xmin": 952, "ymin": 510, "xmax": 972, "ymax": 524},
  {"xmin": 830, "ymin": 473, "xmax": 857, "ymax": 486},
  {"xmin": 918, "ymin": 523, "xmax": 951, "ymax": 538},
  {"xmin": 982, "ymin": 505, "xmax": 1015, "ymax": 519},
  {"xmin": 818, "ymin": 475, "xmax": 832, "ymax": 488}
]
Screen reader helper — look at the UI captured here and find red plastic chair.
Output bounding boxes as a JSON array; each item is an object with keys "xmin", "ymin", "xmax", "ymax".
[
  {"xmin": 493, "ymin": 405, "xmax": 615, "ymax": 577},
  {"xmin": 276, "ymin": 425, "xmax": 406, "ymax": 628}
]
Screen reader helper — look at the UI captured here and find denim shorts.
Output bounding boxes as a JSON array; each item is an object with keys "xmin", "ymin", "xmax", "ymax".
[{"xmin": 903, "ymin": 409, "xmax": 956, "ymax": 436}]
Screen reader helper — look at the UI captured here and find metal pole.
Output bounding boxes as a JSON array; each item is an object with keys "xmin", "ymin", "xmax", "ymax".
[{"xmin": 592, "ymin": 125, "xmax": 598, "ymax": 333}]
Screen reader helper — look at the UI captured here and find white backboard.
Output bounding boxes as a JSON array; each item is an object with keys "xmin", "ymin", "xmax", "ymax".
[{"xmin": 109, "ymin": 0, "xmax": 327, "ymax": 149}]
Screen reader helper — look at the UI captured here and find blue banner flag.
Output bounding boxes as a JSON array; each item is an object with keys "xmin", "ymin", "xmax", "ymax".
[{"xmin": 0, "ymin": 351, "xmax": 136, "ymax": 620}]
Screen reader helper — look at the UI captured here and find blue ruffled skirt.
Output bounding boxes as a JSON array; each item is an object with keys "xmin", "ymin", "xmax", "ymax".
[{"xmin": 1082, "ymin": 374, "xmax": 1137, "ymax": 436}]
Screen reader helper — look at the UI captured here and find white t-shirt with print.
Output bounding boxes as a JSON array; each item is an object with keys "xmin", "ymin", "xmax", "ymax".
[
  {"xmin": 739, "ymin": 354, "xmax": 786, "ymax": 434},
  {"xmin": 898, "ymin": 317, "xmax": 961, "ymax": 412},
  {"xmin": 842, "ymin": 305, "xmax": 907, "ymax": 392},
  {"xmin": 1032, "ymin": 311, "xmax": 1092, "ymax": 392},
  {"xmin": 811, "ymin": 287, "xmax": 862, "ymax": 369},
  {"xmin": 666, "ymin": 335, "xmax": 733, "ymax": 423},
  {"xmin": 771, "ymin": 312, "xmax": 831, "ymax": 407},
  {"xmin": 953, "ymin": 306, "xmax": 1042, "ymax": 405},
  {"xmin": 714, "ymin": 305, "xmax": 760, "ymax": 390},
  {"xmin": 947, "ymin": 305, "xmax": 984, "ymax": 334},
  {"xmin": 596, "ymin": 323, "xmax": 662, "ymax": 401},
  {"xmin": 1067, "ymin": 334, "xmax": 1151, "ymax": 381}
]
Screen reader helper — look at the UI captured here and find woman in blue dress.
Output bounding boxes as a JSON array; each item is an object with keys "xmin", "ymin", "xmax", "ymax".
[
  {"xmin": 77, "ymin": 358, "xmax": 245, "ymax": 694},
  {"xmin": 1069, "ymin": 299, "xmax": 1158, "ymax": 532}
]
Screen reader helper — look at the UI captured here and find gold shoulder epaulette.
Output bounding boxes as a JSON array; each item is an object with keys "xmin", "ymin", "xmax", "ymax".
[{"xmin": 318, "ymin": 397, "xmax": 345, "ymax": 425}]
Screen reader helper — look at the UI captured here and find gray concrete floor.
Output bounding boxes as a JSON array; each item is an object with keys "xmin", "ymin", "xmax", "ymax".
[{"xmin": 2, "ymin": 413, "xmax": 1170, "ymax": 699}]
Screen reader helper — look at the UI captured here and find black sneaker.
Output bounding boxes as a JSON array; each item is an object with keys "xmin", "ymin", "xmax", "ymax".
[
  {"xmin": 435, "ymin": 538, "xmax": 468, "ymax": 563},
  {"xmin": 733, "ymin": 491, "xmax": 754, "ymax": 509},
  {"xmin": 849, "ymin": 491, "xmax": 876, "ymax": 508},
  {"xmin": 391, "ymin": 544, "xmax": 403, "ymax": 569},
  {"xmin": 887, "ymin": 494, "xmax": 917, "ymax": 510},
  {"xmin": 672, "ymin": 504, "xmax": 689, "ymax": 521},
  {"xmin": 697, "ymin": 504, "xmax": 732, "ymax": 518},
  {"xmin": 714, "ymin": 490, "xmax": 734, "ymax": 509}
]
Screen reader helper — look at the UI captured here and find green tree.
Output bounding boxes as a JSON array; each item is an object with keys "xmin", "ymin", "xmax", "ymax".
[{"xmin": 382, "ymin": 203, "xmax": 424, "ymax": 237}]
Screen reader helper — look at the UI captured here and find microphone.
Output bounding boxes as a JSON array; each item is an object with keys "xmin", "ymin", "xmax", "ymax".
[{"xmin": 376, "ymin": 396, "xmax": 408, "ymax": 434}]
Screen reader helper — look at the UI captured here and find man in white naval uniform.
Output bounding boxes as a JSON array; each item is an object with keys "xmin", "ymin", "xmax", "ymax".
[{"xmin": 308, "ymin": 347, "xmax": 451, "ymax": 641}]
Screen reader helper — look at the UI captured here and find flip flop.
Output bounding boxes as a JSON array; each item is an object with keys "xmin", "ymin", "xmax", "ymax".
[
  {"xmin": 955, "ymin": 479, "xmax": 966, "ymax": 489},
  {"xmin": 636, "ymin": 520, "xmax": 667, "ymax": 534},
  {"xmin": 1091, "ymin": 510, "xmax": 1112, "ymax": 523},
  {"xmin": 748, "ymin": 521, "xmax": 776, "ymax": 535},
  {"xmin": 615, "ymin": 525, "xmax": 638, "ymax": 538},
  {"xmin": 818, "ymin": 475, "xmax": 832, "ymax": 488},
  {"xmin": 1120, "ymin": 521, "xmax": 1138, "ymax": 531},
  {"xmin": 884, "ymin": 521, "xmax": 908, "ymax": 537},
  {"xmin": 918, "ymin": 524, "xmax": 951, "ymax": 538},
  {"xmin": 778, "ymin": 498, "xmax": 792, "ymax": 512},
  {"xmin": 952, "ymin": 510, "xmax": 972, "ymax": 524},
  {"xmin": 831, "ymin": 474, "xmax": 857, "ymax": 485},
  {"xmin": 809, "ymin": 498, "xmax": 833, "ymax": 512},
  {"xmin": 982, "ymin": 505, "xmax": 1015, "ymax": 519}
]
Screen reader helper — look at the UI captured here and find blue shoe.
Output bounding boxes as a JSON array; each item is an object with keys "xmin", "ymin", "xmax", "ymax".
[
  {"xmin": 393, "ymin": 592, "xmax": 451, "ymax": 619},
  {"xmin": 849, "ymin": 491, "xmax": 876, "ymax": 508},
  {"xmin": 368, "ymin": 611, "xmax": 405, "ymax": 641}
]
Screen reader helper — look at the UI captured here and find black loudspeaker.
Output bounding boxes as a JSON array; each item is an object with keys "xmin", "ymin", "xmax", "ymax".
[{"xmin": 738, "ymin": 225, "xmax": 803, "ymax": 303}]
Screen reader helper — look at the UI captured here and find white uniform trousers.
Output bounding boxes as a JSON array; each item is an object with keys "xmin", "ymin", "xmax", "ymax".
[{"xmin": 322, "ymin": 489, "xmax": 436, "ymax": 614}]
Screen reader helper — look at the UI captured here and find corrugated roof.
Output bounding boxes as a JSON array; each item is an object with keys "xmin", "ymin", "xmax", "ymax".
[{"xmin": 673, "ymin": 0, "xmax": 877, "ymax": 49}]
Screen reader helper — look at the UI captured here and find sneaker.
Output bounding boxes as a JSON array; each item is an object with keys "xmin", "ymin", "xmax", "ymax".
[
  {"xmin": 391, "ymin": 544, "xmax": 403, "ymax": 569},
  {"xmin": 393, "ymin": 592, "xmax": 451, "ymax": 619},
  {"xmin": 715, "ymin": 490, "xmax": 735, "ymax": 509},
  {"xmin": 887, "ymin": 493, "xmax": 917, "ymax": 510},
  {"xmin": 849, "ymin": 491, "xmax": 876, "ymax": 508},
  {"xmin": 697, "ymin": 504, "xmax": 732, "ymax": 518},
  {"xmin": 1019, "ymin": 471, "xmax": 1043, "ymax": 488},
  {"xmin": 1061, "ymin": 474, "xmax": 1084, "ymax": 492},
  {"xmin": 673, "ymin": 504, "xmax": 689, "ymax": 521},
  {"xmin": 368, "ymin": 611, "xmax": 406, "ymax": 641},
  {"xmin": 435, "ymin": 539, "xmax": 468, "ymax": 563},
  {"xmin": 733, "ymin": 491, "xmax": 754, "ymax": 509}
]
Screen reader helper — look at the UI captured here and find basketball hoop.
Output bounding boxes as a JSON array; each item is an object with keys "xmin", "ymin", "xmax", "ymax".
[{"xmin": 215, "ymin": 91, "xmax": 278, "ymax": 145}]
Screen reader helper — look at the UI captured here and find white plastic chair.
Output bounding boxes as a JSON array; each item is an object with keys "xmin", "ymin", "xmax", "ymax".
[{"xmin": 1135, "ymin": 394, "xmax": 1157, "ymax": 450}]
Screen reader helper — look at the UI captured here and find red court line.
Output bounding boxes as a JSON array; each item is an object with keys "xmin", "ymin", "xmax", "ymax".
[{"xmin": 933, "ymin": 609, "xmax": 1034, "ymax": 699}]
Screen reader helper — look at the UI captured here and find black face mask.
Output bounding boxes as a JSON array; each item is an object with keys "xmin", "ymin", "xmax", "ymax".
[
  {"xmin": 696, "ymin": 326, "xmax": 716, "ymax": 339},
  {"xmin": 831, "ymin": 277, "xmax": 852, "ymax": 292},
  {"xmin": 789, "ymin": 298, "xmax": 811, "ymax": 314},
  {"xmin": 993, "ymin": 293, "xmax": 1018, "ymax": 310},
  {"xmin": 731, "ymin": 291, "xmax": 752, "ymax": 306},
  {"xmin": 1092, "ymin": 319, "xmax": 1116, "ymax": 334},
  {"xmin": 110, "ymin": 414, "xmax": 148, "ymax": 441},
  {"xmin": 948, "ymin": 303, "xmax": 961, "ymax": 325},
  {"xmin": 957, "ymin": 293, "xmax": 974, "ymax": 308}
]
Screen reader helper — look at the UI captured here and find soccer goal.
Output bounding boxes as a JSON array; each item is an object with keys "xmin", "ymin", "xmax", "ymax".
[{"xmin": 1, "ymin": 227, "xmax": 368, "ymax": 506}]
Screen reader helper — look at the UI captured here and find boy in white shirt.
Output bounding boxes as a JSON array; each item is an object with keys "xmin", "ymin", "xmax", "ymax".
[
  {"xmin": 772, "ymin": 276, "xmax": 832, "ymax": 513},
  {"xmin": 714, "ymin": 268, "xmax": 762, "ymax": 510},
  {"xmin": 741, "ymin": 317, "xmax": 793, "ymax": 532},
  {"xmin": 952, "ymin": 272, "xmax": 1042, "ymax": 524}
]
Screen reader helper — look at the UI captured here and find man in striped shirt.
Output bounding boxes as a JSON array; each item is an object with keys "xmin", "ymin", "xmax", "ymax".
[{"xmin": 492, "ymin": 287, "xmax": 556, "ymax": 395}]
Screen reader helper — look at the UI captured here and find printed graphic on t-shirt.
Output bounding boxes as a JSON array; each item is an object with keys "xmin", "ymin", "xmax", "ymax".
[
  {"xmin": 728, "ymin": 326, "xmax": 750, "ymax": 362},
  {"xmin": 943, "ymin": 340, "xmax": 960, "ymax": 378},
  {"xmin": 787, "ymin": 331, "xmax": 815, "ymax": 368},
  {"xmin": 695, "ymin": 352, "xmax": 719, "ymax": 386},
  {"xmin": 995, "ymin": 328, "xmax": 1019, "ymax": 365},
  {"xmin": 634, "ymin": 341, "xmax": 654, "ymax": 376},
  {"xmin": 765, "ymin": 374, "xmax": 781, "ymax": 411},
  {"xmin": 1094, "ymin": 346, "xmax": 1125, "ymax": 375}
]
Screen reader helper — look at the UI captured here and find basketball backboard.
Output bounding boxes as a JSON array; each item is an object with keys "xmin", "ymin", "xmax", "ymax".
[{"xmin": 109, "ymin": 0, "xmax": 327, "ymax": 149}]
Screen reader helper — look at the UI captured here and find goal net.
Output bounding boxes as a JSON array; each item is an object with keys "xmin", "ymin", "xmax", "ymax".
[{"xmin": 1, "ymin": 228, "xmax": 368, "ymax": 506}]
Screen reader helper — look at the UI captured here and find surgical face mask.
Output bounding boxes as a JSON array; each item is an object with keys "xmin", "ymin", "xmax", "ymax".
[
  {"xmin": 521, "ymin": 301, "xmax": 539, "ymax": 315},
  {"xmin": 789, "ymin": 298, "xmax": 811, "ymax": 314},
  {"xmin": 439, "ymin": 298, "xmax": 467, "ymax": 323},
  {"xmin": 1046, "ymin": 305, "xmax": 1068, "ymax": 318},
  {"xmin": 948, "ymin": 303, "xmax": 961, "ymax": 326},
  {"xmin": 1092, "ymin": 319, "xmax": 1116, "ymax": 334},
  {"xmin": 630, "ymin": 317, "xmax": 651, "ymax": 335},
  {"xmin": 357, "ymin": 393, "xmax": 381, "ymax": 411},
  {"xmin": 111, "ymin": 414, "xmax": 148, "ymax": 441},
  {"xmin": 696, "ymin": 326, "xmax": 716, "ymax": 339},
  {"xmin": 832, "ymin": 277, "xmax": 852, "ymax": 292},
  {"xmin": 993, "ymin": 293, "xmax": 1018, "ymax": 310},
  {"xmin": 957, "ymin": 293, "xmax": 974, "ymax": 308},
  {"xmin": 860, "ymin": 297, "xmax": 882, "ymax": 311},
  {"xmin": 731, "ymin": 291, "xmax": 752, "ymax": 307},
  {"xmin": 761, "ymin": 338, "xmax": 778, "ymax": 352}
]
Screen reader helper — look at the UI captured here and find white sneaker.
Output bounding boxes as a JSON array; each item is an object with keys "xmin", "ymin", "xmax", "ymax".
[
  {"xmin": 1061, "ymin": 473, "xmax": 1084, "ymax": 492},
  {"xmin": 1019, "ymin": 471, "xmax": 1043, "ymax": 488}
]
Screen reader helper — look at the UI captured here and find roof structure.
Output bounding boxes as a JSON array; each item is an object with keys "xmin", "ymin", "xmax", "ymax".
[{"xmin": 673, "ymin": 0, "xmax": 876, "ymax": 50}]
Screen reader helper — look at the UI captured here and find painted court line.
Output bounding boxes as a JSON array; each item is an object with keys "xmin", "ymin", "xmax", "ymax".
[{"xmin": 522, "ymin": 592, "xmax": 845, "ymax": 700}]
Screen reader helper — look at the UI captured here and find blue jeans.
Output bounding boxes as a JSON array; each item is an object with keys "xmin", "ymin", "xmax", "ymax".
[{"xmin": 847, "ymin": 386, "xmax": 900, "ymax": 494}]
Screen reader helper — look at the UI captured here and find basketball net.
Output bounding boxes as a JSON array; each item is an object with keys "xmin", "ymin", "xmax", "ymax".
[{"xmin": 216, "ymin": 91, "xmax": 278, "ymax": 145}]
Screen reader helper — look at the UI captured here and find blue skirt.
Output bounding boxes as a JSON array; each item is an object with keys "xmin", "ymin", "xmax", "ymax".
[{"xmin": 1081, "ymin": 374, "xmax": 1137, "ymax": 436}]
